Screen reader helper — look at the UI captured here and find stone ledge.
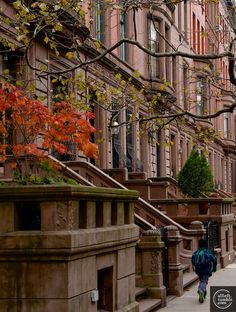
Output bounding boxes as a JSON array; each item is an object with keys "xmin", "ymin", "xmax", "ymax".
[
  {"xmin": 0, "ymin": 185, "xmax": 139, "ymax": 201},
  {"xmin": 0, "ymin": 225, "xmax": 139, "ymax": 252}
]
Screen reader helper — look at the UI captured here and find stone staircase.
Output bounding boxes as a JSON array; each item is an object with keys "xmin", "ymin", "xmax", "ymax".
[
  {"xmin": 135, "ymin": 287, "xmax": 180, "ymax": 312},
  {"xmin": 182, "ymin": 264, "xmax": 198, "ymax": 289},
  {"xmin": 135, "ymin": 267, "xmax": 197, "ymax": 311},
  {"xmin": 53, "ymin": 159, "xmax": 204, "ymax": 307},
  {"xmin": 0, "ymin": 157, "xmax": 229, "ymax": 310},
  {"xmin": 135, "ymin": 287, "xmax": 162, "ymax": 312}
]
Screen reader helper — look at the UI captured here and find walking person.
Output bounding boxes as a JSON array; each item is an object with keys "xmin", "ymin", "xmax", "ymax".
[{"xmin": 192, "ymin": 238, "xmax": 217, "ymax": 303}]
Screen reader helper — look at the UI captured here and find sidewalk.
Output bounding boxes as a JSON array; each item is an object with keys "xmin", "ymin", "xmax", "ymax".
[{"xmin": 159, "ymin": 262, "xmax": 236, "ymax": 312}]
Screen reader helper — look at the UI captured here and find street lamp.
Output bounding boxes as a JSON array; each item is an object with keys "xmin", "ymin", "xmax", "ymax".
[{"xmin": 110, "ymin": 121, "xmax": 120, "ymax": 135}]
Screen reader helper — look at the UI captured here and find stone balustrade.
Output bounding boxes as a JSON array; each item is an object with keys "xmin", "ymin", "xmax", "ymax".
[
  {"xmin": 156, "ymin": 198, "xmax": 235, "ymax": 268},
  {"xmin": 0, "ymin": 185, "xmax": 140, "ymax": 312},
  {"xmin": 0, "ymin": 185, "xmax": 138, "ymax": 233},
  {"xmin": 156, "ymin": 198, "xmax": 234, "ymax": 222}
]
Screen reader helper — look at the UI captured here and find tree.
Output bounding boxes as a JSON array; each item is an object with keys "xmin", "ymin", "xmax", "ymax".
[
  {"xmin": 0, "ymin": 80, "xmax": 98, "ymax": 181},
  {"xmin": 176, "ymin": 150, "xmax": 214, "ymax": 198},
  {"xmin": 1, "ymin": 1, "xmax": 235, "ymax": 124},
  {"xmin": 0, "ymin": 0, "xmax": 235, "ymax": 175}
]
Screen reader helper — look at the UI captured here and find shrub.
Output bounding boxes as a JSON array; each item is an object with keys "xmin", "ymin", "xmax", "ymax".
[{"xmin": 177, "ymin": 149, "xmax": 214, "ymax": 198}]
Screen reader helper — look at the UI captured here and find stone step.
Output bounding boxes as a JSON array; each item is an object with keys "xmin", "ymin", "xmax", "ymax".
[
  {"xmin": 181, "ymin": 263, "xmax": 190, "ymax": 272},
  {"xmin": 138, "ymin": 298, "xmax": 162, "ymax": 312},
  {"xmin": 166, "ymin": 295, "xmax": 176, "ymax": 302},
  {"xmin": 135, "ymin": 287, "xmax": 147, "ymax": 299},
  {"xmin": 183, "ymin": 271, "xmax": 198, "ymax": 289}
]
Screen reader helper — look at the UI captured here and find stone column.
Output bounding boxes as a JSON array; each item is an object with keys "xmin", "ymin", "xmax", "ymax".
[
  {"xmin": 189, "ymin": 220, "xmax": 205, "ymax": 251},
  {"xmin": 165, "ymin": 225, "xmax": 183, "ymax": 297},
  {"xmin": 136, "ymin": 229, "xmax": 166, "ymax": 307}
]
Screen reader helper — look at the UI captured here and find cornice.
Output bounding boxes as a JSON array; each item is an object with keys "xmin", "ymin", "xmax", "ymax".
[
  {"xmin": 145, "ymin": 5, "xmax": 174, "ymax": 25},
  {"xmin": 79, "ymin": 44, "xmax": 144, "ymax": 89}
]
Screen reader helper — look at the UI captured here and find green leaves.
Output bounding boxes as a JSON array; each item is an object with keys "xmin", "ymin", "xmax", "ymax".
[
  {"xmin": 66, "ymin": 51, "xmax": 74, "ymax": 60},
  {"xmin": 13, "ymin": 0, "xmax": 22, "ymax": 9},
  {"xmin": 177, "ymin": 150, "xmax": 214, "ymax": 198},
  {"xmin": 94, "ymin": 41, "xmax": 101, "ymax": 49}
]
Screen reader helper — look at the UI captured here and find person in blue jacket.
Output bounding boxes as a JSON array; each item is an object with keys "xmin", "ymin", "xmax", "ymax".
[{"xmin": 192, "ymin": 238, "xmax": 217, "ymax": 303}]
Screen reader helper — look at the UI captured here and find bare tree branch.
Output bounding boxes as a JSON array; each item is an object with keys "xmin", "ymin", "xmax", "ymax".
[
  {"xmin": 109, "ymin": 101, "xmax": 236, "ymax": 130},
  {"xmin": 25, "ymin": 37, "xmax": 235, "ymax": 76},
  {"xmin": 133, "ymin": 8, "xmax": 137, "ymax": 40}
]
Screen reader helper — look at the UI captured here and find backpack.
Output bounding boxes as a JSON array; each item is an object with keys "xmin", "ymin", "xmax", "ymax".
[{"xmin": 192, "ymin": 248, "xmax": 210, "ymax": 269}]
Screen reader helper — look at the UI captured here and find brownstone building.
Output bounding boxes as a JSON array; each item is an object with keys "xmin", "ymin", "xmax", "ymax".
[
  {"xmin": 0, "ymin": 0, "xmax": 236, "ymax": 311},
  {"xmin": 0, "ymin": 0, "xmax": 236, "ymax": 191}
]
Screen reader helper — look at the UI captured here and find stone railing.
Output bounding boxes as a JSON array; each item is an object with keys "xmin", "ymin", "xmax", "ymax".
[
  {"xmin": 0, "ymin": 185, "xmax": 140, "ymax": 312},
  {"xmin": 61, "ymin": 161, "xmax": 206, "ymax": 269},
  {"xmin": 154, "ymin": 198, "xmax": 235, "ymax": 268},
  {"xmin": 136, "ymin": 225, "xmax": 188, "ymax": 301},
  {"xmin": 0, "ymin": 185, "xmax": 139, "ymax": 232},
  {"xmin": 154, "ymin": 198, "xmax": 234, "ymax": 222}
]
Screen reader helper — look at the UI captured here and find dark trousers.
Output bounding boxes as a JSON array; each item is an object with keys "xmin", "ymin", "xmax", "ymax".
[{"xmin": 198, "ymin": 274, "xmax": 210, "ymax": 294}]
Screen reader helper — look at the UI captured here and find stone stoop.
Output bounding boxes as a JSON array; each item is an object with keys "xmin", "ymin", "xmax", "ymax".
[
  {"xmin": 182, "ymin": 263, "xmax": 199, "ymax": 289},
  {"xmin": 183, "ymin": 271, "xmax": 198, "ymax": 289},
  {"xmin": 135, "ymin": 288, "xmax": 162, "ymax": 312}
]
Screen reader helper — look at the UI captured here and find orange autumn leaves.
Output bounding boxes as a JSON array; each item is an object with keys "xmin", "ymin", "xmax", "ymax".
[{"xmin": 0, "ymin": 81, "xmax": 98, "ymax": 161}]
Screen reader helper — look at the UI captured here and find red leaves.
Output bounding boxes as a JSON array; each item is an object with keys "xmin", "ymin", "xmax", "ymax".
[{"xmin": 0, "ymin": 81, "xmax": 98, "ymax": 160}]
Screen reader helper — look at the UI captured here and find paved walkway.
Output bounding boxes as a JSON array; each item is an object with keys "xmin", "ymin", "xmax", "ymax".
[{"xmin": 159, "ymin": 262, "xmax": 236, "ymax": 312}]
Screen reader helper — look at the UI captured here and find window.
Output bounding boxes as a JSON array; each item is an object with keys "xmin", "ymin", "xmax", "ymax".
[
  {"xmin": 183, "ymin": 66, "xmax": 188, "ymax": 109},
  {"xmin": 120, "ymin": 12, "xmax": 128, "ymax": 61},
  {"xmin": 197, "ymin": 20, "xmax": 200, "ymax": 53},
  {"xmin": 196, "ymin": 77, "xmax": 205, "ymax": 115},
  {"xmin": 51, "ymin": 77, "xmax": 76, "ymax": 161},
  {"xmin": 126, "ymin": 109, "xmax": 133, "ymax": 172},
  {"xmin": 201, "ymin": 26, "xmax": 205, "ymax": 54},
  {"xmin": 0, "ymin": 54, "xmax": 7, "ymax": 76},
  {"xmin": 111, "ymin": 102, "xmax": 121, "ymax": 168},
  {"xmin": 149, "ymin": 19, "xmax": 160, "ymax": 79},
  {"xmin": 51, "ymin": 76, "xmax": 68, "ymax": 103},
  {"xmin": 170, "ymin": 134, "xmax": 177, "ymax": 177},
  {"xmin": 184, "ymin": 1, "xmax": 187, "ymax": 37},
  {"xmin": 0, "ymin": 51, "xmax": 23, "ymax": 154},
  {"xmin": 0, "ymin": 50, "xmax": 23, "ymax": 82},
  {"xmin": 156, "ymin": 131, "xmax": 161, "ymax": 177},
  {"xmin": 0, "ymin": 109, "xmax": 14, "ymax": 155},
  {"xmin": 91, "ymin": 1, "xmax": 105, "ymax": 43},
  {"xmin": 192, "ymin": 13, "xmax": 196, "ymax": 50},
  {"xmin": 234, "ymin": 118, "xmax": 236, "ymax": 141},
  {"xmin": 180, "ymin": 139, "xmax": 184, "ymax": 167},
  {"xmin": 223, "ymin": 112, "xmax": 229, "ymax": 138},
  {"xmin": 165, "ymin": 25, "xmax": 171, "ymax": 82},
  {"xmin": 178, "ymin": 2, "xmax": 182, "ymax": 31}
]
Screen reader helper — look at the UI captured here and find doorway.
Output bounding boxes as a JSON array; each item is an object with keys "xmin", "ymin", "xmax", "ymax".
[{"xmin": 97, "ymin": 266, "xmax": 113, "ymax": 311}]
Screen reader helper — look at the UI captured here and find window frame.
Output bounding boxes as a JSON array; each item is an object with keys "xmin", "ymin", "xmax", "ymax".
[
  {"xmin": 148, "ymin": 18, "xmax": 161, "ymax": 79},
  {"xmin": 91, "ymin": 1, "xmax": 105, "ymax": 43},
  {"xmin": 119, "ymin": 12, "xmax": 128, "ymax": 61},
  {"xmin": 196, "ymin": 76, "xmax": 206, "ymax": 115}
]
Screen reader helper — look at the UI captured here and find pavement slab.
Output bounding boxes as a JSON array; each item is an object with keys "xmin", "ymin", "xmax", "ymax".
[{"xmin": 159, "ymin": 262, "xmax": 236, "ymax": 312}]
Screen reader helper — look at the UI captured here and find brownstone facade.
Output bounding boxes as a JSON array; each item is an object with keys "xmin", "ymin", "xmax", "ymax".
[{"xmin": 0, "ymin": 1, "xmax": 236, "ymax": 311}]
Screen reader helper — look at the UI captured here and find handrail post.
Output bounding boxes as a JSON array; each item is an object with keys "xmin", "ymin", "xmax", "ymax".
[
  {"xmin": 165, "ymin": 225, "xmax": 183, "ymax": 297},
  {"xmin": 136, "ymin": 229, "xmax": 166, "ymax": 307}
]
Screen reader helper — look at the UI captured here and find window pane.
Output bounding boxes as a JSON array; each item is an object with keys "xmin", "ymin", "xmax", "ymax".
[
  {"xmin": 196, "ymin": 77, "xmax": 205, "ymax": 115},
  {"xmin": 149, "ymin": 20, "xmax": 160, "ymax": 78}
]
